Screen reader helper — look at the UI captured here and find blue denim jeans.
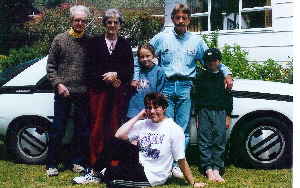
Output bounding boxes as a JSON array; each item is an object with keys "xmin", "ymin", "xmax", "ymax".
[
  {"xmin": 46, "ymin": 93, "xmax": 90, "ymax": 169},
  {"xmin": 162, "ymin": 79, "xmax": 193, "ymax": 149}
]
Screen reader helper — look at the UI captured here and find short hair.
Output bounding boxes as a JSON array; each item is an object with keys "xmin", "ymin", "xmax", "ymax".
[
  {"xmin": 70, "ymin": 5, "xmax": 90, "ymax": 21},
  {"xmin": 171, "ymin": 4, "xmax": 191, "ymax": 19},
  {"xmin": 102, "ymin": 8, "xmax": 124, "ymax": 26},
  {"xmin": 137, "ymin": 43, "xmax": 156, "ymax": 59},
  {"xmin": 144, "ymin": 92, "xmax": 168, "ymax": 110}
]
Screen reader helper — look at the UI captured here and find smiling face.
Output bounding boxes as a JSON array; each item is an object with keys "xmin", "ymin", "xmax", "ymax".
[
  {"xmin": 71, "ymin": 10, "xmax": 87, "ymax": 33},
  {"xmin": 105, "ymin": 17, "xmax": 120, "ymax": 36},
  {"xmin": 172, "ymin": 10, "xmax": 191, "ymax": 35},
  {"xmin": 139, "ymin": 48, "xmax": 155, "ymax": 69},
  {"xmin": 205, "ymin": 59, "xmax": 220, "ymax": 72},
  {"xmin": 146, "ymin": 103, "xmax": 166, "ymax": 123}
]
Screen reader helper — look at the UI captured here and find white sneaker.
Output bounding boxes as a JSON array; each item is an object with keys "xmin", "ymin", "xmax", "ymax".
[
  {"xmin": 46, "ymin": 168, "xmax": 59, "ymax": 177},
  {"xmin": 172, "ymin": 166, "xmax": 184, "ymax": 178},
  {"xmin": 72, "ymin": 164, "xmax": 85, "ymax": 173},
  {"xmin": 72, "ymin": 172, "xmax": 101, "ymax": 184}
]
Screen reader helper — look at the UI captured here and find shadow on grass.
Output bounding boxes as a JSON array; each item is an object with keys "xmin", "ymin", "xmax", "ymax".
[
  {"xmin": 185, "ymin": 144, "xmax": 237, "ymax": 176},
  {"xmin": 0, "ymin": 140, "xmax": 71, "ymax": 170},
  {"xmin": 0, "ymin": 141, "xmax": 13, "ymax": 161},
  {"xmin": 164, "ymin": 177, "xmax": 189, "ymax": 186}
]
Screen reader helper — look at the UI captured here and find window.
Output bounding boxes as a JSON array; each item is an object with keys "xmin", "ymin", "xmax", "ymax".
[{"xmin": 188, "ymin": 0, "xmax": 272, "ymax": 32}]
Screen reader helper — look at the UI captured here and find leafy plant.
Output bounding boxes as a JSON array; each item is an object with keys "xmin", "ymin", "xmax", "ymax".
[
  {"xmin": 202, "ymin": 31, "xmax": 218, "ymax": 48},
  {"xmin": 200, "ymin": 32, "xmax": 293, "ymax": 84},
  {"xmin": 0, "ymin": 41, "xmax": 49, "ymax": 72},
  {"xmin": 1, "ymin": 2, "xmax": 164, "ymax": 72}
]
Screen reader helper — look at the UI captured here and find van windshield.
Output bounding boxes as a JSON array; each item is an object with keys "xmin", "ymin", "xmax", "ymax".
[{"xmin": 0, "ymin": 58, "xmax": 41, "ymax": 87}]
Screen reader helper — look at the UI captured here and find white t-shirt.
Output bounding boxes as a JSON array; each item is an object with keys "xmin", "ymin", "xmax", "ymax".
[{"xmin": 128, "ymin": 118, "xmax": 185, "ymax": 186}]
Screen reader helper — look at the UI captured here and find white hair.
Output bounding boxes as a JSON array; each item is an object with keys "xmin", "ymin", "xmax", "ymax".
[{"xmin": 70, "ymin": 5, "xmax": 90, "ymax": 21}]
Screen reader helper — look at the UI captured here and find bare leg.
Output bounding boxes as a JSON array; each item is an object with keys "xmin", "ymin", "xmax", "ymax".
[{"xmin": 213, "ymin": 170, "xmax": 225, "ymax": 182}]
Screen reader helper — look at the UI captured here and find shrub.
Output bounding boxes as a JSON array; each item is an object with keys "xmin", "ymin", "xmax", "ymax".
[
  {"xmin": 0, "ymin": 41, "xmax": 49, "ymax": 72},
  {"xmin": 0, "ymin": 2, "xmax": 164, "ymax": 72},
  {"xmin": 198, "ymin": 32, "xmax": 293, "ymax": 84},
  {"xmin": 26, "ymin": 3, "xmax": 164, "ymax": 47},
  {"xmin": 119, "ymin": 9, "xmax": 164, "ymax": 47},
  {"xmin": 26, "ymin": 3, "xmax": 104, "ymax": 45}
]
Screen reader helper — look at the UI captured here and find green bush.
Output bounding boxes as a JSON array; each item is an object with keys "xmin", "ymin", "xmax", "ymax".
[
  {"xmin": 221, "ymin": 44, "xmax": 293, "ymax": 83},
  {"xmin": 0, "ymin": 2, "xmax": 164, "ymax": 72},
  {"xmin": 26, "ymin": 3, "xmax": 163, "ymax": 47},
  {"xmin": 120, "ymin": 9, "xmax": 164, "ymax": 47},
  {"xmin": 199, "ymin": 32, "xmax": 293, "ymax": 84},
  {"xmin": 0, "ymin": 41, "xmax": 49, "ymax": 72}
]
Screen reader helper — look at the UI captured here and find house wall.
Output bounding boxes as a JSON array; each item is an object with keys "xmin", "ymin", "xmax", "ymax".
[{"xmin": 164, "ymin": 0, "xmax": 293, "ymax": 64}]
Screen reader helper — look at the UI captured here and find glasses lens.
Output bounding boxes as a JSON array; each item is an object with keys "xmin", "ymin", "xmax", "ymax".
[
  {"xmin": 74, "ymin": 19, "xmax": 86, "ymax": 23},
  {"xmin": 106, "ymin": 21, "xmax": 119, "ymax": 25}
]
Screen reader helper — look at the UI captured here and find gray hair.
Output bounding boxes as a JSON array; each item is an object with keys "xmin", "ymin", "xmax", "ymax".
[
  {"xmin": 70, "ymin": 5, "xmax": 90, "ymax": 21},
  {"xmin": 102, "ymin": 8, "xmax": 124, "ymax": 26}
]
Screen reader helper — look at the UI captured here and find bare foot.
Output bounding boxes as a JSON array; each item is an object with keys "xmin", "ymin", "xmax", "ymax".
[
  {"xmin": 213, "ymin": 170, "xmax": 225, "ymax": 182},
  {"xmin": 206, "ymin": 169, "xmax": 217, "ymax": 181}
]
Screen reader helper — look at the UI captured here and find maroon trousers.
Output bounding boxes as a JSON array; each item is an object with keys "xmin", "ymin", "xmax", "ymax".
[{"xmin": 89, "ymin": 85, "xmax": 127, "ymax": 165}]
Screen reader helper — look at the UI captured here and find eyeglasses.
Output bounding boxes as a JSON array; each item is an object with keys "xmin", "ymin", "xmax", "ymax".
[
  {"xmin": 106, "ymin": 21, "xmax": 120, "ymax": 25},
  {"xmin": 73, "ymin": 19, "xmax": 87, "ymax": 23}
]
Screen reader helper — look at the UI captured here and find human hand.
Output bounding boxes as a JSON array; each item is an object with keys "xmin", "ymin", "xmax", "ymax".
[
  {"xmin": 131, "ymin": 80, "xmax": 140, "ymax": 91},
  {"xmin": 57, "ymin": 83, "xmax": 70, "ymax": 98},
  {"xmin": 137, "ymin": 109, "xmax": 149, "ymax": 119},
  {"xmin": 112, "ymin": 79, "xmax": 121, "ymax": 88},
  {"xmin": 224, "ymin": 74, "xmax": 233, "ymax": 91},
  {"xmin": 103, "ymin": 72, "xmax": 117, "ymax": 83},
  {"xmin": 192, "ymin": 182, "xmax": 207, "ymax": 187},
  {"xmin": 226, "ymin": 116, "xmax": 231, "ymax": 129}
]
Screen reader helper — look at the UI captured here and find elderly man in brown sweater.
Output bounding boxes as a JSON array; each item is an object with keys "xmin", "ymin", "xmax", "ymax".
[{"xmin": 46, "ymin": 5, "xmax": 91, "ymax": 177}]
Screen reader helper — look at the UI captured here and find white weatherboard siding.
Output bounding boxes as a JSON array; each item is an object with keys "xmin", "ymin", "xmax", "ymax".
[{"xmin": 163, "ymin": 0, "xmax": 293, "ymax": 64}]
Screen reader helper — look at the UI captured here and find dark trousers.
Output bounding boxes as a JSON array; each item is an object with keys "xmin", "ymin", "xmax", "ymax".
[
  {"xmin": 46, "ymin": 93, "xmax": 90, "ymax": 169},
  {"xmin": 198, "ymin": 108, "xmax": 226, "ymax": 171},
  {"xmin": 93, "ymin": 138, "xmax": 149, "ymax": 187},
  {"xmin": 89, "ymin": 85, "xmax": 127, "ymax": 165}
]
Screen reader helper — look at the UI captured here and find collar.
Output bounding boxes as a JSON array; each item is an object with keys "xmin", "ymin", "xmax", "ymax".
[
  {"xmin": 172, "ymin": 28, "xmax": 189, "ymax": 39},
  {"xmin": 69, "ymin": 28, "xmax": 84, "ymax": 38}
]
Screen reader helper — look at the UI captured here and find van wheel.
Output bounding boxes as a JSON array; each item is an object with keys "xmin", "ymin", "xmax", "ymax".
[
  {"xmin": 232, "ymin": 116, "xmax": 292, "ymax": 169},
  {"xmin": 8, "ymin": 120, "xmax": 49, "ymax": 164}
]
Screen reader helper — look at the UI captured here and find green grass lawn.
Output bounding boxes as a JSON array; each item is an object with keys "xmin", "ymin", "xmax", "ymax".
[{"xmin": 0, "ymin": 141, "xmax": 292, "ymax": 187}]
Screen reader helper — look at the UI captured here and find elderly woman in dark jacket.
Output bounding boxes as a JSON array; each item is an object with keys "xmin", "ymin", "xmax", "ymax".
[{"xmin": 86, "ymin": 8, "xmax": 134, "ymax": 165}]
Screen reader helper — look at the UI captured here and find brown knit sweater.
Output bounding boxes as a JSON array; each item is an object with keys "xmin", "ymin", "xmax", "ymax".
[{"xmin": 47, "ymin": 30, "xmax": 91, "ymax": 94}]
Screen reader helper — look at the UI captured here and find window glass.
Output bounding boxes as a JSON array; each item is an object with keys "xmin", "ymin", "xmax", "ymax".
[
  {"xmin": 188, "ymin": 0, "xmax": 208, "ymax": 13},
  {"xmin": 188, "ymin": 0, "xmax": 208, "ymax": 32},
  {"xmin": 241, "ymin": 10, "xmax": 272, "ymax": 29},
  {"xmin": 187, "ymin": 0, "xmax": 272, "ymax": 31},
  {"xmin": 243, "ymin": 0, "xmax": 271, "ymax": 8},
  {"xmin": 0, "ymin": 60, "xmax": 37, "ymax": 87}
]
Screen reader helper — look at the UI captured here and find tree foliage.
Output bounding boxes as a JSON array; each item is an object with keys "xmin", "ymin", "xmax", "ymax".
[
  {"xmin": 0, "ymin": 2, "xmax": 164, "ymax": 72},
  {"xmin": 0, "ymin": 0, "xmax": 36, "ymax": 55}
]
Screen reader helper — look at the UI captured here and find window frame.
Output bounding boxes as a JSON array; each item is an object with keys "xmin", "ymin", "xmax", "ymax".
[{"xmin": 190, "ymin": 0, "xmax": 274, "ymax": 33}]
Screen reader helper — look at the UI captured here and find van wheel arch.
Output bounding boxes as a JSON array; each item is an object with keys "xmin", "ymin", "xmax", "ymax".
[
  {"xmin": 6, "ymin": 116, "xmax": 51, "ymax": 164},
  {"xmin": 229, "ymin": 110, "xmax": 292, "ymax": 169}
]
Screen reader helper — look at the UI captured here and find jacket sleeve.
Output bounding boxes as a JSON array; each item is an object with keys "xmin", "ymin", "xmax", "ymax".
[
  {"xmin": 46, "ymin": 36, "xmax": 62, "ymax": 89},
  {"xmin": 118, "ymin": 39, "xmax": 134, "ymax": 85},
  {"xmin": 156, "ymin": 68, "xmax": 165, "ymax": 92}
]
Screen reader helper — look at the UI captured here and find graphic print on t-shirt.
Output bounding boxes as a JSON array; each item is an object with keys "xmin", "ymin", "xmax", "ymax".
[
  {"xmin": 138, "ymin": 133, "xmax": 165, "ymax": 159},
  {"xmin": 138, "ymin": 79, "xmax": 150, "ymax": 94}
]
